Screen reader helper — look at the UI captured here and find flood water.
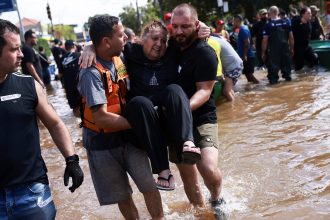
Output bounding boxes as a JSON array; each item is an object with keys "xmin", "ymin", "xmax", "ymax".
[{"xmin": 40, "ymin": 69, "xmax": 330, "ymax": 220}]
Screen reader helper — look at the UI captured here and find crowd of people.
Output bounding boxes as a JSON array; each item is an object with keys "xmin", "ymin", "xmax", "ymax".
[
  {"xmin": 1, "ymin": 2, "xmax": 329, "ymax": 220},
  {"xmin": 211, "ymin": 4, "xmax": 327, "ymax": 87}
]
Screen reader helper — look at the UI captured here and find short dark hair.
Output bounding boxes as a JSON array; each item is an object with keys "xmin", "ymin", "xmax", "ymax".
[
  {"xmin": 172, "ymin": 3, "xmax": 198, "ymax": 21},
  {"xmin": 279, "ymin": 9, "xmax": 287, "ymax": 17},
  {"xmin": 64, "ymin": 39, "xmax": 75, "ymax": 50},
  {"xmin": 234, "ymin": 14, "xmax": 244, "ymax": 21},
  {"xmin": 89, "ymin": 15, "xmax": 119, "ymax": 46},
  {"xmin": 124, "ymin": 27, "xmax": 135, "ymax": 39},
  {"xmin": 53, "ymin": 38, "xmax": 59, "ymax": 44},
  {"xmin": 300, "ymin": 6, "xmax": 310, "ymax": 17},
  {"xmin": 0, "ymin": 19, "xmax": 20, "ymax": 55},
  {"xmin": 24, "ymin": 29, "xmax": 35, "ymax": 41}
]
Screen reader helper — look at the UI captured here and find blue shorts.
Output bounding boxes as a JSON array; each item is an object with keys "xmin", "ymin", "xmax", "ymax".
[{"xmin": 0, "ymin": 182, "xmax": 56, "ymax": 220}]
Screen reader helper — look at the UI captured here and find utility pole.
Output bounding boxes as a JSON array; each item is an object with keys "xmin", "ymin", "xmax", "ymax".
[
  {"xmin": 217, "ymin": 0, "xmax": 223, "ymax": 17},
  {"xmin": 46, "ymin": 2, "xmax": 54, "ymax": 38},
  {"xmin": 12, "ymin": 0, "xmax": 25, "ymax": 42},
  {"xmin": 158, "ymin": 0, "xmax": 164, "ymax": 21},
  {"xmin": 136, "ymin": 0, "xmax": 141, "ymax": 32}
]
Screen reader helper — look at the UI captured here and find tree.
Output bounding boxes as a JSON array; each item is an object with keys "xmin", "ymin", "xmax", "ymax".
[
  {"xmin": 36, "ymin": 38, "xmax": 51, "ymax": 57},
  {"xmin": 119, "ymin": 0, "xmax": 160, "ymax": 34},
  {"xmin": 160, "ymin": 0, "xmax": 311, "ymax": 23},
  {"xmin": 119, "ymin": 4, "xmax": 140, "ymax": 33},
  {"xmin": 141, "ymin": 1, "xmax": 161, "ymax": 25},
  {"xmin": 48, "ymin": 24, "xmax": 76, "ymax": 41}
]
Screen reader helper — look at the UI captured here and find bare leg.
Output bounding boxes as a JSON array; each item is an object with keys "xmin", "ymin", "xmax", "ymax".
[
  {"xmin": 196, "ymin": 147, "xmax": 222, "ymax": 201},
  {"xmin": 143, "ymin": 189, "xmax": 164, "ymax": 220},
  {"xmin": 176, "ymin": 163, "xmax": 205, "ymax": 207},
  {"xmin": 222, "ymin": 77, "xmax": 235, "ymax": 102},
  {"xmin": 118, "ymin": 196, "xmax": 139, "ymax": 220}
]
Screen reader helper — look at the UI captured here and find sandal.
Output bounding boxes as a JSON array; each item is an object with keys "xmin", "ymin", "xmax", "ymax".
[
  {"xmin": 182, "ymin": 145, "xmax": 201, "ymax": 165},
  {"xmin": 156, "ymin": 174, "xmax": 175, "ymax": 191}
]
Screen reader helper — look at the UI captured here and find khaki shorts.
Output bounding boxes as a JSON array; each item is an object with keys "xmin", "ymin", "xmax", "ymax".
[{"xmin": 169, "ymin": 123, "xmax": 219, "ymax": 163}]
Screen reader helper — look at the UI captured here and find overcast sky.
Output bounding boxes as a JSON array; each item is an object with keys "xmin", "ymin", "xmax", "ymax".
[{"xmin": 0, "ymin": 0, "xmax": 148, "ymax": 31}]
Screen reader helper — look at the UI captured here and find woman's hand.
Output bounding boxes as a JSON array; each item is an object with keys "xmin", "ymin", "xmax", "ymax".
[
  {"xmin": 197, "ymin": 21, "xmax": 211, "ymax": 40},
  {"xmin": 79, "ymin": 43, "xmax": 96, "ymax": 68}
]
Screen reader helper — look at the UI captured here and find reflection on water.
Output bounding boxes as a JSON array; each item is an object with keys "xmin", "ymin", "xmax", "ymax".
[{"xmin": 40, "ymin": 70, "xmax": 330, "ymax": 219}]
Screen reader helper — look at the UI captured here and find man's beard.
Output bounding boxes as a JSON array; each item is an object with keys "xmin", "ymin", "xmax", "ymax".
[{"xmin": 174, "ymin": 32, "xmax": 196, "ymax": 48}]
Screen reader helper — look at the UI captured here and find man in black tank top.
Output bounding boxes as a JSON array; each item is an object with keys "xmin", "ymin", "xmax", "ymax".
[{"xmin": 0, "ymin": 19, "xmax": 84, "ymax": 220}]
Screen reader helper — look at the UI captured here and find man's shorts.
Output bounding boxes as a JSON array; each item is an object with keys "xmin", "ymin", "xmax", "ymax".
[
  {"xmin": 169, "ymin": 123, "xmax": 219, "ymax": 164},
  {"xmin": 224, "ymin": 63, "xmax": 243, "ymax": 85},
  {"xmin": 243, "ymin": 57, "xmax": 255, "ymax": 75},
  {"xmin": 84, "ymin": 131, "xmax": 156, "ymax": 205}
]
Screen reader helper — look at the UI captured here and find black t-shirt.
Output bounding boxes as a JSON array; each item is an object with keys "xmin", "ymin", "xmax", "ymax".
[
  {"xmin": 252, "ymin": 19, "xmax": 268, "ymax": 45},
  {"xmin": 311, "ymin": 17, "xmax": 322, "ymax": 40},
  {"xmin": 21, "ymin": 45, "xmax": 43, "ymax": 77},
  {"xmin": 51, "ymin": 46, "xmax": 66, "ymax": 72},
  {"xmin": 61, "ymin": 51, "xmax": 81, "ymax": 76},
  {"xmin": 123, "ymin": 42, "xmax": 180, "ymax": 99},
  {"xmin": 39, "ymin": 52, "xmax": 49, "ymax": 69},
  {"xmin": 176, "ymin": 39, "xmax": 218, "ymax": 126},
  {"xmin": 291, "ymin": 16, "xmax": 311, "ymax": 47}
]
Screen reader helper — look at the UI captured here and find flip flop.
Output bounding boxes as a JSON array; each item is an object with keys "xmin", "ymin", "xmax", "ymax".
[
  {"xmin": 156, "ymin": 174, "xmax": 175, "ymax": 191},
  {"xmin": 182, "ymin": 145, "xmax": 201, "ymax": 165}
]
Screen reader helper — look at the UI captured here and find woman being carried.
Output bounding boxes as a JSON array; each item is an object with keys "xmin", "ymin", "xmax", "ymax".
[{"xmin": 80, "ymin": 21, "xmax": 205, "ymax": 190}]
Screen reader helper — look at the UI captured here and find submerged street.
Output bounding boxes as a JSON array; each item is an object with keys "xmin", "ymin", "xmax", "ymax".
[{"xmin": 41, "ymin": 69, "xmax": 330, "ymax": 219}]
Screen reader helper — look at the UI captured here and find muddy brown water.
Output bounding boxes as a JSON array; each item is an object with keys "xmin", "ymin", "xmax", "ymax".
[{"xmin": 40, "ymin": 69, "xmax": 330, "ymax": 219}]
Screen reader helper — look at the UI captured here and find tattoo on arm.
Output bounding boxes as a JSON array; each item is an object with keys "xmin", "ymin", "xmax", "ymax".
[{"xmin": 90, "ymin": 104, "xmax": 102, "ymax": 113}]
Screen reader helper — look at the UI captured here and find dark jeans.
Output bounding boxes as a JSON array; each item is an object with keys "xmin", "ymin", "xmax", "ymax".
[
  {"xmin": 243, "ymin": 57, "xmax": 257, "ymax": 83},
  {"xmin": 0, "ymin": 182, "xmax": 56, "ymax": 220},
  {"xmin": 125, "ymin": 84, "xmax": 194, "ymax": 174},
  {"xmin": 42, "ymin": 68, "xmax": 51, "ymax": 85},
  {"xmin": 294, "ymin": 45, "xmax": 319, "ymax": 71},
  {"xmin": 255, "ymin": 42, "xmax": 264, "ymax": 67},
  {"xmin": 267, "ymin": 48, "xmax": 291, "ymax": 83}
]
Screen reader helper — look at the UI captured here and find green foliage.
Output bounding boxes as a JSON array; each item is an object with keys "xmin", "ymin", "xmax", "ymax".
[
  {"xmin": 36, "ymin": 38, "xmax": 51, "ymax": 57},
  {"xmin": 119, "ymin": 4, "xmax": 141, "ymax": 33},
  {"xmin": 141, "ymin": 1, "xmax": 161, "ymax": 25},
  {"xmin": 87, "ymin": 0, "xmax": 304, "ymax": 36},
  {"xmin": 86, "ymin": 0, "xmax": 320, "ymax": 36},
  {"xmin": 49, "ymin": 24, "xmax": 76, "ymax": 41},
  {"xmin": 119, "ymin": 0, "xmax": 161, "ymax": 34}
]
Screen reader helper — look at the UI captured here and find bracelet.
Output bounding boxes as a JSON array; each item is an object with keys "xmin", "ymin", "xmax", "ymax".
[{"xmin": 65, "ymin": 154, "xmax": 79, "ymax": 163}]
